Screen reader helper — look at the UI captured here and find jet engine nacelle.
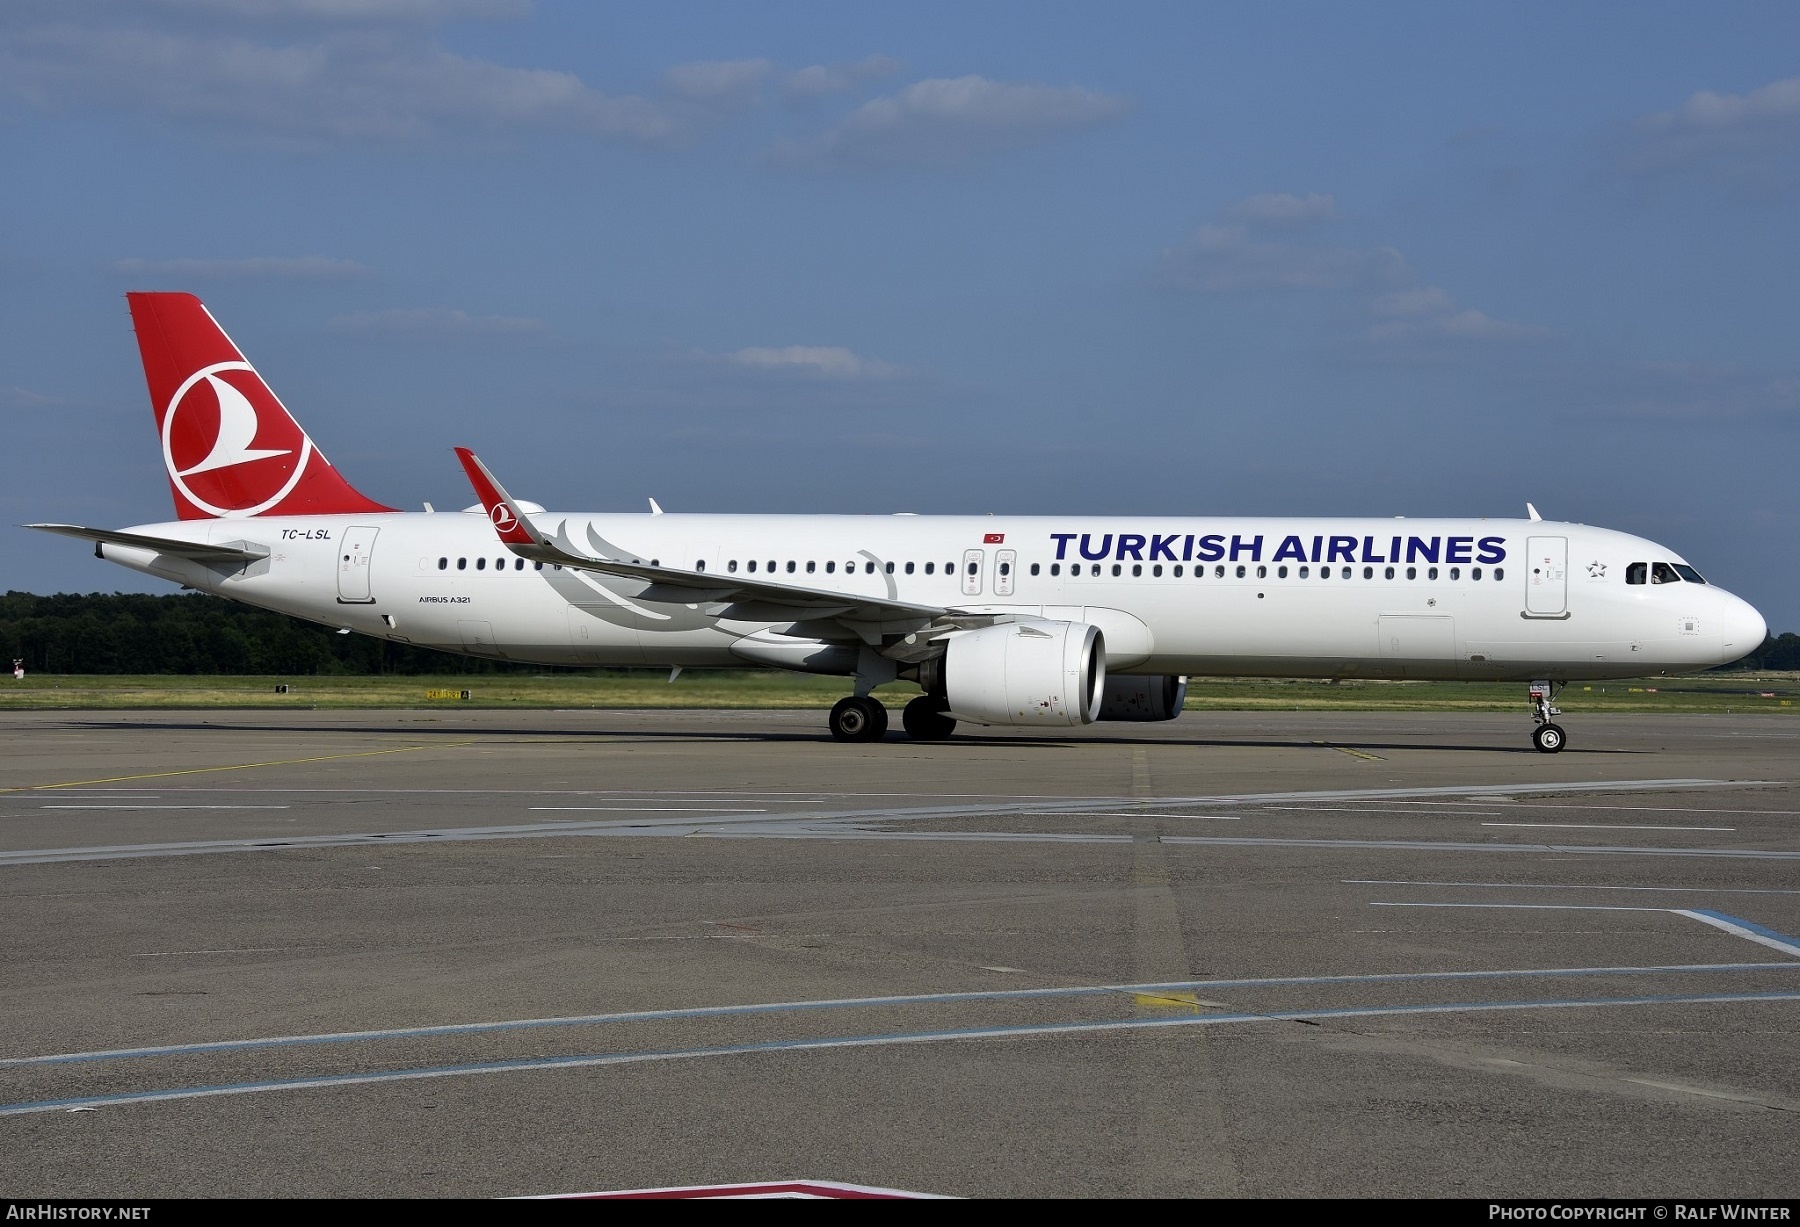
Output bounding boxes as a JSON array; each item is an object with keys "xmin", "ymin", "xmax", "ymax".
[
  {"xmin": 943, "ymin": 620, "xmax": 1105, "ymax": 727},
  {"xmin": 1096, "ymin": 674, "xmax": 1188, "ymax": 722}
]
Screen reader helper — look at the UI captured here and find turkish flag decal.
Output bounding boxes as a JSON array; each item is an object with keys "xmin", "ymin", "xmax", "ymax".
[{"xmin": 983, "ymin": 533, "xmax": 1004, "ymax": 544}]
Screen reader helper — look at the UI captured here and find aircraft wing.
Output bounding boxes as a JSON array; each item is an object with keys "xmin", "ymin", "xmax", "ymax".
[
  {"xmin": 452, "ymin": 448, "xmax": 971, "ymax": 627},
  {"xmin": 25, "ymin": 524, "xmax": 272, "ymax": 564}
]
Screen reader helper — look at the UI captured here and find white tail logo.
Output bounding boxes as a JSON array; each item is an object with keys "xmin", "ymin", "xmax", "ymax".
[{"xmin": 177, "ymin": 375, "xmax": 292, "ymax": 476}]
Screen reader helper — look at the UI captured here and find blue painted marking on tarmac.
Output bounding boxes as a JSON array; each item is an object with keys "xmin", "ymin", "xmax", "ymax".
[
  {"xmin": 3, "ymin": 990, "xmax": 1797, "ymax": 1119},
  {"xmin": 7, "ymin": 961, "xmax": 1798, "ymax": 1070},
  {"xmin": 1681, "ymin": 910, "xmax": 1800, "ymax": 958}
]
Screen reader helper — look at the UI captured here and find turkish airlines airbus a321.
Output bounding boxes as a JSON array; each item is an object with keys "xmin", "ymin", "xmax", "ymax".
[{"xmin": 28, "ymin": 293, "xmax": 1768, "ymax": 749}]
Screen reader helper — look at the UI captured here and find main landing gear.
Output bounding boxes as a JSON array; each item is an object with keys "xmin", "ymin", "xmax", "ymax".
[
  {"xmin": 827, "ymin": 694, "xmax": 958, "ymax": 742},
  {"xmin": 902, "ymin": 694, "xmax": 956, "ymax": 741},
  {"xmin": 1529, "ymin": 679, "xmax": 1566, "ymax": 754},
  {"xmin": 828, "ymin": 695, "xmax": 888, "ymax": 742}
]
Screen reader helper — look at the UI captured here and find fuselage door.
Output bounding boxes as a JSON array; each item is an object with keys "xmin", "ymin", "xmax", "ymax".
[
  {"xmin": 337, "ymin": 526, "xmax": 379, "ymax": 604},
  {"xmin": 993, "ymin": 549, "xmax": 1016, "ymax": 597},
  {"xmin": 961, "ymin": 549, "xmax": 985, "ymax": 597},
  {"xmin": 1524, "ymin": 535, "xmax": 1568, "ymax": 616}
]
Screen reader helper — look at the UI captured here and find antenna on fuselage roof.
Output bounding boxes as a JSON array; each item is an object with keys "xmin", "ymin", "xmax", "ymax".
[
  {"xmin": 1526, "ymin": 502, "xmax": 1543, "ymax": 521},
  {"xmin": 648, "ymin": 497, "xmax": 664, "ymax": 515}
]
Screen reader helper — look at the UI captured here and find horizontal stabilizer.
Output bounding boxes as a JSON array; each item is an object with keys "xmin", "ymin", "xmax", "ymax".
[{"xmin": 25, "ymin": 523, "xmax": 271, "ymax": 564}]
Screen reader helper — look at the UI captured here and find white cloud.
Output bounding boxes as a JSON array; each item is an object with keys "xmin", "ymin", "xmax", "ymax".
[
  {"xmin": 727, "ymin": 346, "xmax": 900, "ymax": 379},
  {"xmin": 327, "ymin": 307, "xmax": 545, "ymax": 335},
  {"xmin": 1160, "ymin": 200, "xmax": 1547, "ymax": 347},
  {"xmin": 113, "ymin": 255, "xmax": 371, "ymax": 280},
  {"xmin": 782, "ymin": 55, "xmax": 901, "ymax": 99},
  {"xmin": 664, "ymin": 58, "xmax": 772, "ymax": 104},
  {"xmin": 1223, "ymin": 192, "xmax": 1338, "ymax": 228},
  {"xmin": 792, "ymin": 75, "xmax": 1128, "ymax": 165},
  {"xmin": 0, "ymin": 22, "xmax": 677, "ymax": 147},
  {"xmin": 1159, "ymin": 223, "xmax": 1406, "ymax": 292},
  {"xmin": 1367, "ymin": 284, "xmax": 1546, "ymax": 344},
  {"xmin": 145, "ymin": 0, "xmax": 531, "ymax": 20},
  {"xmin": 1624, "ymin": 75, "xmax": 1800, "ymax": 178}
]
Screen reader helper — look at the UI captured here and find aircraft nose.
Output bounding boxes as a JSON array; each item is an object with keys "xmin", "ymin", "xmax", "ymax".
[{"xmin": 1719, "ymin": 593, "xmax": 1768, "ymax": 661}]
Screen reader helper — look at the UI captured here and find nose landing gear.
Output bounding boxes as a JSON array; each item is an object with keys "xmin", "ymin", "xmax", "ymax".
[{"xmin": 1529, "ymin": 680, "xmax": 1566, "ymax": 753}]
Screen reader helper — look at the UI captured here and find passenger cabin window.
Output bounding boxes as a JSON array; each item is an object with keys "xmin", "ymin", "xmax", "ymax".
[
  {"xmin": 906, "ymin": 562, "xmax": 915, "ymax": 574},
  {"xmin": 1449, "ymin": 567, "xmax": 1461, "ymax": 580},
  {"xmin": 1256, "ymin": 565, "xmax": 1266, "ymax": 579},
  {"xmin": 1299, "ymin": 565, "xmax": 1310, "ymax": 578},
  {"xmin": 747, "ymin": 560, "xmax": 757, "ymax": 572},
  {"xmin": 825, "ymin": 561, "xmax": 835, "ymax": 573},
  {"xmin": 807, "ymin": 561, "xmax": 816, "ymax": 573},
  {"xmin": 1652, "ymin": 563, "xmax": 1681, "ymax": 584},
  {"xmin": 1673, "ymin": 565, "xmax": 1706, "ymax": 584},
  {"xmin": 437, "ymin": 557, "xmax": 447, "ymax": 570},
  {"xmin": 1626, "ymin": 562, "xmax": 1646, "ymax": 585},
  {"xmin": 1031, "ymin": 563, "xmax": 1041, "ymax": 576},
  {"xmin": 1173, "ymin": 565, "xmax": 1183, "ymax": 577},
  {"xmin": 728, "ymin": 560, "xmax": 738, "ymax": 573},
  {"xmin": 925, "ymin": 562, "xmax": 934, "ymax": 575},
  {"xmin": 476, "ymin": 558, "xmax": 486, "ymax": 571},
  {"xmin": 787, "ymin": 561, "xmax": 797, "ymax": 573}
]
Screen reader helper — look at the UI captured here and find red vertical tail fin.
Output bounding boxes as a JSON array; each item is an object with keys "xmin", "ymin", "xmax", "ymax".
[{"xmin": 127, "ymin": 292, "xmax": 393, "ymax": 520}]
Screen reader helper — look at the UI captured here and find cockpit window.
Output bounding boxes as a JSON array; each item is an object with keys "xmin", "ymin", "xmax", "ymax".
[
  {"xmin": 1672, "ymin": 564, "xmax": 1707, "ymax": 585},
  {"xmin": 1652, "ymin": 563, "xmax": 1681, "ymax": 584},
  {"xmin": 1625, "ymin": 562, "xmax": 1647, "ymax": 585}
]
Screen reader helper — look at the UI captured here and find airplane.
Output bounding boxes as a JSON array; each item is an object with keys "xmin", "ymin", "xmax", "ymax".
[{"xmin": 27, "ymin": 292, "xmax": 1769, "ymax": 750}]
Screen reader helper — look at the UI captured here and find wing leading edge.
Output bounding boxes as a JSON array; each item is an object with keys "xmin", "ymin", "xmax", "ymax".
[{"xmin": 451, "ymin": 448, "xmax": 978, "ymax": 634}]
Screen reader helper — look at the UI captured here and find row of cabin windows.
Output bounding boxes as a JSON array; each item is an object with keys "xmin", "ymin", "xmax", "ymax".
[
  {"xmin": 1626, "ymin": 562, "xmax": 1706, "ymax": 586},
  {"xmin": 436, "ymin": 557, "xmax": 657, "ymax": 572},
  {"xmin": 1027, "ymin": 561, "xmax": 1503, "ymax": 582},
  {"xmin": 437, "ymin": 555, "xmax": 1501, "ymax": 583},
  {"xmin": 717, "ymin": 560, "xmax": 982, "ymax": 577}
]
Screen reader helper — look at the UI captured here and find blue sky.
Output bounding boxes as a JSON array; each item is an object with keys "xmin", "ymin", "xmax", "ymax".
[{"xmin": 3, "ymin": 1, "xmax": 1797, "ymax": 632}]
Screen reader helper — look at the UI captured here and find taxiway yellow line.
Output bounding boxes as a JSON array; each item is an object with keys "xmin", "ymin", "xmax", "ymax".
[
  {"xmin": 2, "ymin": 741, "xmax": 477, "ymax": 794},
  {"xmin": 1315, "ymin": 741, "xmax": 1384, "ymax": 762}
]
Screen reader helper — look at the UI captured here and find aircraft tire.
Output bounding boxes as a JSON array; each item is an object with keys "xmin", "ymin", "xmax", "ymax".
[
  {"xmin": 830, "ymin": 695, "xmax": 887, "ymax": 742},
  {"xmin": 1532, "ymin": 723, "xmax": 1566, "ymax": 754},
  {"xmin": 902, "ymin": 695, "xmax": 957, "ymax": 741}
]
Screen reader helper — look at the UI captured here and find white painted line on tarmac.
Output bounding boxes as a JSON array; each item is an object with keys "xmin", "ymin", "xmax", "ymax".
[
  {"xmin": 1258, "ymin": 806, "xmax": 1502, "ymax": 815},
  {"xmin": 1346, "ymin": 880, "xmax": 1800, "ymax": 896},
  {"xmin": 40, "ymin": 805, "xmax": 292, "ymax": 811},
  {"xmin": 6, "ymin": 990, "xmax": 1797, "ymax": 1118},
  {"xmin": 529, "ymin": 807, "xmax": 768, "ymax": 813},
  {"xmin": 1372, "ymin": 902, "xmax": 1800, "ymax": 959},
  {"xmin": 1479, "ymin": 822, "xmax": 1735, "ymax": 831}
]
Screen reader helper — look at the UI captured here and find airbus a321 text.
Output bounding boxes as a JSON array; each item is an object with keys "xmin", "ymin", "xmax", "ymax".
[{"xmin": 28, "ymin": 293, "xmax": 1768, "ymax": 750}]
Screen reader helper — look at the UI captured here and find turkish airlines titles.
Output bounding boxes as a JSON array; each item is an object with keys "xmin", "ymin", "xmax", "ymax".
[{"xmin": 1047, "ymin": 531, "xmax": 1509, "ymax": 566}]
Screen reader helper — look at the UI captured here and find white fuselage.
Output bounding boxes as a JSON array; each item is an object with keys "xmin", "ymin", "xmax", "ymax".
[{"xmin": 99, "ymin": 511, "xmax": 1766, "ymax": 682}]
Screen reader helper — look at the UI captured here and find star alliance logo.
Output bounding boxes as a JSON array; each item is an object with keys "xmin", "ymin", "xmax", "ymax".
[{"xmin": 1587, "ymin": 561, "xmax": 1607, "ymax": 578}]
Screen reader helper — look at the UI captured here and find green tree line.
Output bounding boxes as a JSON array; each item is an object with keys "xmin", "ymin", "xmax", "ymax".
[
  {"xmin": 0, "ymin": 591, "xmax": 551, "ymax": 675},
  {"xmin": 3, "ymin": 590, "xmax": 1797, "ymax": 675}
]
